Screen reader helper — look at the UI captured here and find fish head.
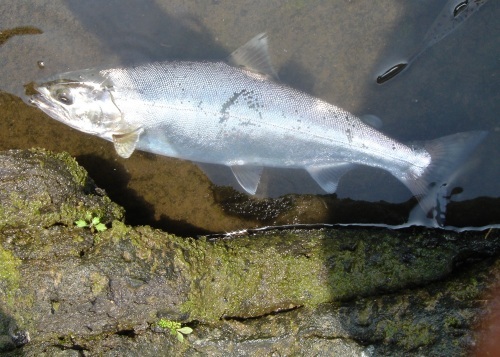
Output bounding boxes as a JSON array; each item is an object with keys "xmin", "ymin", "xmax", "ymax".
[{"xmin": 30, "ymin": 75, "xmax": 122, "ymax": 138}]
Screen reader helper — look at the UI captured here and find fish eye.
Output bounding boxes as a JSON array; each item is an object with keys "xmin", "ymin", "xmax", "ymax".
[{"xmin": 55, "ymin": 89, "xmax": 73, "ymax": 105}]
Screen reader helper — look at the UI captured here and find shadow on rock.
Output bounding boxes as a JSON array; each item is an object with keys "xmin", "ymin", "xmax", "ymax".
[{"xmin": 76, "ymin": 154, "xmax": 211, "ymax": 237}]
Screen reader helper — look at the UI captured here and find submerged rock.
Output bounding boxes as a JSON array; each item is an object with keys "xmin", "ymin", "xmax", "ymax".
[{"xmin": 0, "ymin": 148, "xmax": 498, "ymax": 356}]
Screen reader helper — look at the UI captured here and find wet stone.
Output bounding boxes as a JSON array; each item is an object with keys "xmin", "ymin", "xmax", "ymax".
[{"xmin": 0, "ymin": 148, "xmax": 498, "ymax": 356}]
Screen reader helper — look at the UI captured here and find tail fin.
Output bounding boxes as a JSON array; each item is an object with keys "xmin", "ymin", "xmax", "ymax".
[{"xmin": 400, "ymin": 130, "xmax": 488, "ymax": 216}]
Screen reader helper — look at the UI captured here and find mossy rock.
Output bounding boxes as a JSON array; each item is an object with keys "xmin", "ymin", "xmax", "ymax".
[{"xmin": 0, "ymin": 148, "xmax": 498, "ymax": 356}]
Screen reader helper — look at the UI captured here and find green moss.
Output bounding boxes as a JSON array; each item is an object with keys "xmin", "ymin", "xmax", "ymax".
[
  {"xmin": 176, "ymin": 229, "xmax": 467, "ymax": 322},
  {"xmin": 0, "ymin": 245, "xmax": 36, "ymax": 322},
  {"xmin": 0, "ymin": 246, "xmax": 35, "ymax": 335},
  {"xmin": 51, "ymin": 301, "xmax": 60, "ymax": 314},
  {"xmin": 381, "ymin": 319, "xmax": 435, "ymax": 350},
  {"xmin": 0, "ymin": 149, "xmax": 124, "ymax": 231},
  {"xmin": 0, "ymin": 191, "xmax": 52, "ymax": 229},
  {"xmin": 90, "ymin": 272, "xmax": 109, "ymax": 296},
  {"xmin": 444, "ymin": 315, "xmax": 461, "ymax": 329},
  {"xmin": 356, "ymin": 301, "xmax": 374, "ymax": 326},
  {"xmin": 0, "ymin": 246, "xmax": 21, "ymax": 304},
  {"xmin": 449, "ymin": 277, "xmax": 481, "ymax": 301},
  {"xmin": 109, "ymin": 220, "xmax": 132, "ymax": 240},
  {"xmin": 52, "ymin": 150, "xmax": 89, "ymax": 188},
  {"xmin": 179, "ymin": 232, "xmax": 334, "ymax": 321},
  {"xmin": 45, "ymin": 221, "xmax": 482, "ymax": 326},
  {"xmin": 60, "ymin": 200, "xmax": 123, "ymax": 229}
]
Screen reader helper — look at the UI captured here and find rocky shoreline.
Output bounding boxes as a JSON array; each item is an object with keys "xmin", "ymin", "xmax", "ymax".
[{"xmin": 0, "ymin": 149, "xmax": 498, "ymax": 356}]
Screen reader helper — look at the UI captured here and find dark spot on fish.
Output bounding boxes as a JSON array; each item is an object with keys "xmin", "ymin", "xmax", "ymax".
[
  {"xmin": 219, "ymin": 89, "xmax": 247, "ymax": 123},
  {"xmin": 453, "ymin": 0, "xmax": 469, "ymax": 17},
  {"xmin": 241, "ymin": 119, "xmax": 256, "ymax": 127},
  {"xmin": 346, "ymin": 128, "xmax": 353, "ymax": 143},
  {"xmin": 376, "ymin": 63, "xmax": 408, "ymax": 84}
]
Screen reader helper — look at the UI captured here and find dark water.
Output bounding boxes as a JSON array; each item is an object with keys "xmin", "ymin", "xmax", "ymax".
[{"xmin": 0, "ymin": 0, "xmax": 498, "ymax": 234}]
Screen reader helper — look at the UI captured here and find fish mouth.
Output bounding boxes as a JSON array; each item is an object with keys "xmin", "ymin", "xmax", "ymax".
[
  {"xmin": 24, "ymin": 81, "xmax": 46, "ymax": 108},
  {"xmin": 25, "ymin": 80, "xmax": 47, "ymax": 105},
  {"xmin": 28, "ymin": 85, "xmax": 70, "ymax": 124},
  {"xmin": 29, "ymin": 91, "xmax": 53, "ymax": 111}
]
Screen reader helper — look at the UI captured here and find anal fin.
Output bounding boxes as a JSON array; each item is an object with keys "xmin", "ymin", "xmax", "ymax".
[
  {"xmin": 230, "ymin": 165, "xmax": 264, "ymax": 195},
  {"xmin": 306, "ymin": 163, "xmax": 357, "ymax": 193}
]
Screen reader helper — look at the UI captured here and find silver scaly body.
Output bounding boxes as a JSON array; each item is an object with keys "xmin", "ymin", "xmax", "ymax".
[
  {"xmin": 105, "ymin": 61, "xmax": 429, "ymax": 175},
  {"xmin": 30, "ymin": 34, "xmax": 487, "ymax": 214}
]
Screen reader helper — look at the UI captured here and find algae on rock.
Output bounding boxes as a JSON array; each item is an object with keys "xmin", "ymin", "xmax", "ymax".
[{"xmin": 0, "ymin": 148, "xmax": 499, "ymax": 356}]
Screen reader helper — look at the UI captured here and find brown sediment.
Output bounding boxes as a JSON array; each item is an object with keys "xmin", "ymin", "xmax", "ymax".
[{"xmin": 0, "ymin": 26, "xmax": 42, "ymax": 46}]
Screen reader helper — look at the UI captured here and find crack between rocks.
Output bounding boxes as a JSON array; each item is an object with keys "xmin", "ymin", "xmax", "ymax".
[{"xmin": 222, "ymin": 304, "xmax": 304, "ymax": 321}]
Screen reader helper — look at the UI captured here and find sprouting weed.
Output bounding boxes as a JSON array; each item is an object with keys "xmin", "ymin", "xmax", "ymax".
[
  {"xmin": 75, "ymin": 212, "xmax": 107, "ymax": 232},
  {"xmin": 156, "ymin": 318, "xmax": 193, "ymax": 343}
]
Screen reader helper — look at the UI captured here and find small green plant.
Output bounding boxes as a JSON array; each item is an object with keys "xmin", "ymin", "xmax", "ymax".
[
  {"xmin": 157, "ymin": 318, "xmax": 193, "ymax": 343},
  {"xmin": 75, "ymin": 212, "xmax": 107, "ymax": 232}
]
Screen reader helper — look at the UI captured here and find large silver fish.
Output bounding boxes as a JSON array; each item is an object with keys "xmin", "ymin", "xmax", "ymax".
[{"xmin": 30, "ymin": 33, "xmax": 486, "ymax": 213}]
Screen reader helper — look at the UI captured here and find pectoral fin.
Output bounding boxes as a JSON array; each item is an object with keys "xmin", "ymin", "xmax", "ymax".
[
  {"xmin": 306, "ymin": 163, "xmax": 357, "ymax": 193},
  {"xmin": 112, "ymin": 127, "xmax": 144, "ymax": 158},
  {"xmin": 228, "ymin": 33, "xmax": 279, "ymax": 80},
  {"xmin": 230, "ymin": 165, "xmax": 264, "ymax": 194},
  {"xmin": 360, "ymin": 114, "xmax": 383, "ymax": 129}
]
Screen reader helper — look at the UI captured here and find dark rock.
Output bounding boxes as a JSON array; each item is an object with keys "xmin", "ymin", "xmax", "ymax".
[
  {"xmin": 0, "ymin": 148, "xmax": 124, "ymax": 231},
  {"xmin": 0, "ymin": 149, "xmax": 498, "ymax": 356}
]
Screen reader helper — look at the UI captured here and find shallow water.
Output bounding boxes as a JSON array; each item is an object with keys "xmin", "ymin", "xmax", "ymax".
[{"xmin": 0, "ymin": 0, "xmax": 498, "ymax": 234}]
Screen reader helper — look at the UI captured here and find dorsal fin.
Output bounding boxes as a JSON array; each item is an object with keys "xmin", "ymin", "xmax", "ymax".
[{"xmin": 228, "ymin": 33, "xmax": 279, "ymax": 80}]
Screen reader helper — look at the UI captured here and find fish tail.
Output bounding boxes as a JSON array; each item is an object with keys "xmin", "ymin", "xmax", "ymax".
[{"xmin": 400, "ymin": 130, "xmax": 488, "ymax": 215}]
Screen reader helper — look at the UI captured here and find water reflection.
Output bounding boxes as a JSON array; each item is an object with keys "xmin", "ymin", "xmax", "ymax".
[{"xmin": 0, "ymin": 0, "xmax": 498, "ymax": 233}]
